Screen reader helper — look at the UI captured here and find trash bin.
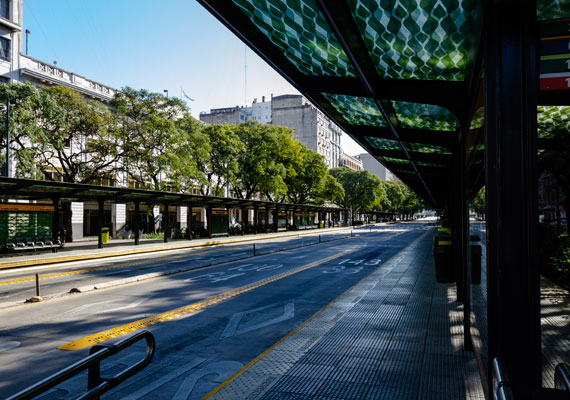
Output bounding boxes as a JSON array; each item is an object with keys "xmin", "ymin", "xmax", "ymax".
[
  {"xmin": 101, "ymin": 227, "xmax": 109, "ymax": 244},
  {"xmin": 433, "ymin": 230, "xmax": 454, "ymax": 283},
  {"xmin": 470, "ymin": 234, "xmax": 482, "ymax": 284}
]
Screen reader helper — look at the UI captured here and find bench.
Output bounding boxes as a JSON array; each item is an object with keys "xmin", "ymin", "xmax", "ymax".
[{"xmin": 3, "ymin": 236, "xmax": 62, "ymax": 253}]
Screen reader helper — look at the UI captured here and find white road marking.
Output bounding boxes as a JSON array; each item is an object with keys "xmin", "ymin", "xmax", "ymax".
[
  {"xmin": 172, "ymin": 361, "xmax": 243, "ymax": 400},
  {"xmin": 122, "ymin": 358, "xmax": 207, "ymax": 400},
  {"xmin": 0, "ymin": 341, "xmax": 20, "ymax": 352},
  {"xmin": 221, "ymin": 301, "xmax": 295, "ymax": 338},
  {"xmin": 95, "ymin": 296, "xmax": 153, "ymax": 315}
]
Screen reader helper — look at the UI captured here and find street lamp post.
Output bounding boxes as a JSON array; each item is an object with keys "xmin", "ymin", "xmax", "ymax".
[
  {"xmin": 163, "ymin": 89, "xmax": 168, "ymax": 98},
  {"xmin": 3, "ymin": 98, "xmax": 9, "ymax": 177},
  {"xmin": 25, "ymin": 29, "xmax": 30, "ymax": 55}
]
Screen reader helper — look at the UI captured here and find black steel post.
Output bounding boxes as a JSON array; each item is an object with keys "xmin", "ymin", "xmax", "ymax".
[
  {"xmin": 51, "ymin": 197, "xmax": 60, "ymax": 242},
  {"xmin": 187, "ymin": 204, "xmax": 193, "ymax": 240},
  {"xmin": 134, "ymin": 201, "xmax": 140, "ymax": 246},
  {"xmin": 485, "ymin": 0, "xmax": 541, "ymax": 396},
  {"xmin": 264, "ymin": 208, "xmax": 269, "ymax": 231},
  {"xmin": 227, "ymin": 207, "xmax": 231, "ymax": 237},
  {"xmin": 163, "ymin": 203, "xmax": 169, "ymax": 243},
  {"xmin": 4, "ymin": 99, "xmax": 10, "ymax": 177},
  {"xmin": 273, "ymin": 208, "xmax": 278, "ymax": 232},
  {"xmin": 253, "ymin": 207, "xmax": 258, "ymax": 234},
  {"xmin": 207, "ymin": 206, "xmax": 213, "ymax": 238},
  {"xmin": 97, "ymin": 199, "xmax": 105, "ymax": 249}
]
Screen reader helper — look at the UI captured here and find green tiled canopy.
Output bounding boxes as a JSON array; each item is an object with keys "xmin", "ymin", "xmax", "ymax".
[
  {"xmin": 537, "ymin": 0, "xmax": 570, "ymax": 20},
  {"xmin": 537, "ymin": 106, "xmax": 570, "ymax": 139},
  {"xmin": 347, "ymin": 0, "xmax": 481, "ymax": 81},
  {"xmin": 232, "ymin": 0, "xmax": 356, "ymax": 76},
  {"xmin": 323, "ymin": 93, "xmax": 387, "ymax": 126},
  {"xmin": 365, "ymin": 136, "xmax": 451, "ymax": 154},
  {"xmin": 392, "ymin": 101, "xmax": 457, "ymax": 131}
]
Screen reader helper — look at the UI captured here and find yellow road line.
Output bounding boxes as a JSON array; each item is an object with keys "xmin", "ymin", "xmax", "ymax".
[
  {"xmin": 202, "ymin": 243, "xmax": 400, "ymax": 399},
  {"xmin": 0, "ymin": 227, "xmax": 349, "ymax": 270},
  {"xmin": 0, "ymin": 247, "xmax": 242, "ymax": 286},
  {"xmin": 58, "ymin": 250, "xmax": 354, "ymax": 351}
]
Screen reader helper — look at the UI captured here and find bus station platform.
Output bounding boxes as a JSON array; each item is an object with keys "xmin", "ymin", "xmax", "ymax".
[
  {"xmin": 205, "ymin": 230, "xmax": 487, "ymax": 400},
  {"xmin": 0, "ymin": 225, "xmax": 367, "ymax": 270}
]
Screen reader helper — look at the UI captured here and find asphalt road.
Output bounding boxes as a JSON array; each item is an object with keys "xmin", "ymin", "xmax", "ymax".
[{"xmin": 0, "ymin": 222, "xmax": 433, "ymax": 399}]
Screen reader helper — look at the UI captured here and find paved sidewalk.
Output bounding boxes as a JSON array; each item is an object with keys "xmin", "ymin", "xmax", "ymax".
[{"xmin": 206, "ymin": 230, "xmax": 485, "ymax": 400}]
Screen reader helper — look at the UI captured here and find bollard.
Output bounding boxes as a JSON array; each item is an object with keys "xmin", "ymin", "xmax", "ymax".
[
  {"xmin": 35, "ymin": 273, "xmax": 40, "ymax": 297},
  {"xmin": 253, "ymin": 243, "xmax": 256, "ymax": 256}
]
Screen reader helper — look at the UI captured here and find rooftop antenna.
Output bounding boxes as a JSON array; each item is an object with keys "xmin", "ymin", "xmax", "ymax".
[{"xmin": 244, "ymin": 45, "xmax": 247, "ymax": 106}]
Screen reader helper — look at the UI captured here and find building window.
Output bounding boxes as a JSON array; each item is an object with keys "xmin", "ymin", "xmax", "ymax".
[
  {"xmin": 0, "ymin": 37, "xmax": 9, "ymax": 61},
  {"xmin": 0, "ymin": 0, "xmax": 8, "ymax": 19}
]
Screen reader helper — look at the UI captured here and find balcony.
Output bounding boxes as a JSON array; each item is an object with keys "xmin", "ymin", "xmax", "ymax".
[{"xmin": 19, "ymin": 54, "xmax": 115, "ymax": 101}]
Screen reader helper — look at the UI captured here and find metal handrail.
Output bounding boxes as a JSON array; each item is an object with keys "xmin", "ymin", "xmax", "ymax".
[
  {"xmin": 7, "ymin": 330, "xmax": 155, "ymax": 400},
  {"xmin": 492, "ymin": 357, "xmax": 514, "ymax": 400},
  {"xmin": 555, "ymin": 363, "xmax": 570, "ymax": 391}
]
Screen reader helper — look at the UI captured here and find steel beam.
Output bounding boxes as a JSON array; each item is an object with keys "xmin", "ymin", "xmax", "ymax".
[{"xmin": 485, "ymin": 0, "xmax": 541, "ymax": 396}]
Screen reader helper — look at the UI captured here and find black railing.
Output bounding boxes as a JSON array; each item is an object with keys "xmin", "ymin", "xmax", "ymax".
[
  {"xmin": 555, "ymin": 363, "xmax": 570, "ymax": 391},
  {"xmin": 492, "ymin": 357, "xmax": 514, "ymax": 400},
  {"xmin": 7, "ymin": 330, "xmax": 155, "ymax": 400}
]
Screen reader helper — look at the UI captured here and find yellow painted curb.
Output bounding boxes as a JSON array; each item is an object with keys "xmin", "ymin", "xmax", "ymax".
[
  {"xmin": 202, "ymin": 234, "xmax": 404, "ymax": 400},
  {"xmin": 0, "ymin": 227, "xmax": 350, "ymax": 270},
  {"xmin": 58, "ymin": 249, "xmax": 356, "ymax": 351}
]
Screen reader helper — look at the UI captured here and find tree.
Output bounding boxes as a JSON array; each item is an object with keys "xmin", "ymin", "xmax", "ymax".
[
  {"xmin": 284, "ymin": 144, "xmax": 329, "ymax": 204},
  {"xmin": 111, "ymin": 87, "xmax": 188, "ymax": 191},
  {"xmin": 168, "ymin": 114, "xmax": 210, "ymax": 193},
  {"xmin": 233, "ymin": 121, "xmax": 286, "ymax": 200},
  {"xmin": 329, "ymin": 168, "xmax": 385, "ymax": 221},
  {"xmin": 199, "ymin": 123, "xmax": 244, "ymax": 196}
]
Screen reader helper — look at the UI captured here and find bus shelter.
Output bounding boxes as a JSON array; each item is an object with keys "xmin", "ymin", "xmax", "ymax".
[{"xmin": 198, "ymin": 0, "xmax": 570, "ymax": 397}]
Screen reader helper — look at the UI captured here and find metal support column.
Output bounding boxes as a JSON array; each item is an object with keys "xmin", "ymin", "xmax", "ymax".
[
  {"xmin": 97, "ymin": 199, "xmax": 105, "ymax": 249},
  {"xmin": 163, "ymin": 203, "xmax": 169, "ymax": 243},
  {"xmin": 273, "ymin": 208, "xmax": 278, "ymax": 232},
  {"xmin": 485, "ymin": 1, "xmax": 540, "ymax": 396},
  {"xmin": 51, "ymin": 197, "xmax": 60, "ymax": 241},
  {"xmin": 227, "ymin": 207, "xmax": 231, "ymax": 237},
  {"xmin": 264, "ymin": 208, "xmax": 269, "ymax": 231},
  {"xmin": 206, "ymin": 206, "xmax": 212, "ymax": 238},
  {"xmin": 187, "ymin": 204, "xmax": 193, "ymax": 240},
  {"xmin": 134, "ymin": 201, "xmax": 140, "ymax": 246},
  {"xmin": 253, "ymin": 207, "xmax": 258, "ymax": 234},
  {"xmin": 240, "ymin": 208, "xmax": 245, "ymax": 235}
]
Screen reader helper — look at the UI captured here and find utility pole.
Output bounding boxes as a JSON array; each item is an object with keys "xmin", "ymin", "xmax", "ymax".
[
  {"xmin": 4, "ymin": 98, "xmax": 10, "ymax": 177},
  {"xmin": 25, "ymin": 29, "xmax": 30, "ymax": 55}
]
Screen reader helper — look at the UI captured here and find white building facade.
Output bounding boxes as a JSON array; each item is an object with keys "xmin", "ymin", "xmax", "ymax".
[{"xmin": 200, "ymin": 94, "xmax": 345, "ymax": 169}]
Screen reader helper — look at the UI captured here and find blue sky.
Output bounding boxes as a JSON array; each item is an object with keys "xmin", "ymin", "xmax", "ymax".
[{"xmin": 23, "ymin": 0, "xmax": 365, "ymax": 155}]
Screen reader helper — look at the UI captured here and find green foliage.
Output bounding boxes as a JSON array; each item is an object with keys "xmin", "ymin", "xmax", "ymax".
[
  {"xmin": 233, "ymin": 121, "xmax": 287, "ymax": 200},
  {"xmin": 471, "ymin": 186, "xmax": 486, "ymax": 218},
  {"xmin": 329, "ymin": 167, "xmax": 385, "ymax": 218},
  {"xmin": 539, "ymin": 224, "xmax": 570, "ymax": 290},
  {"xmin": 2, "ymin": 83, "xmax": 344, "ymax": 207},
  {"xmin": 111, "ymin": 87, "xmax": 190, "ymax": 190}
]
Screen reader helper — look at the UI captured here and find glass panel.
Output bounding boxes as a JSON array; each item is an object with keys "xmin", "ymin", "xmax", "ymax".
[
  {"xmin": 365, "ymin": 136, "xmax": 451, "ymax": 154},
  {"xmin": 537, "ymin": 106, "xmax": 570, "ymax": 139},
  {"xmin": 392, "ymin": 101, "xmax": 457, "ymax": 131},
  {"xmin": 348, "ymin": 0, "xmax": 481, "ymax": 81},
  {"xmin": 364, "ymin": 137, "xmax": 401, "ymax": 150},
  {"xmin": 383, "ymin": 157, "xmax": 411, "ymax": 165},
  {"xmin": 408, "ymin": 142, "xmax": 452, "ymax": 154},
  {"xmin": 537, "ymin": 1, "xmax": 570, "ymax": 20},
  {"xmin": 232, "ymin": 0, "xmax": 356, "ymax": 77},
  {"xmin": 323, "ymin": 93, "xmax": 387, "ymax": 126}
]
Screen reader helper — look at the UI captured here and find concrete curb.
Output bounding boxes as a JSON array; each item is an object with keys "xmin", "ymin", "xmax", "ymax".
[
  {"xmin": 0, "ymin": 225, "xmax": 386, "ymax": 311},
  {"xmin": 0, "ymin": 226, "xmax": 372, "ymax": 270}
]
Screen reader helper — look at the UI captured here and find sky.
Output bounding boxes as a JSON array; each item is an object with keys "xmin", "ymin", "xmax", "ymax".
[{"xmin": 23, "ymin": 0, "xmax": 366, "ymax": 156}]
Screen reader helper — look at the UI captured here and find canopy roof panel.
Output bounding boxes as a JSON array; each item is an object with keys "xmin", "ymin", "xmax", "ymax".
[
  {"xmin": 200, "ymin": 0, "xmax": 569, "ymax": 209},
  {"xmin": 232, "ymin": 0, "xmax": 356, "ymax": 77},
  {"xmin": 347, "ymin": 0, "xmax": 481, "ymax": 81},
  {"xmin": 391, "ymin": 101, "xmax": 457, "ymax": 130}
]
